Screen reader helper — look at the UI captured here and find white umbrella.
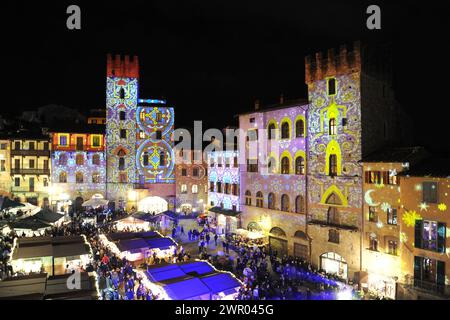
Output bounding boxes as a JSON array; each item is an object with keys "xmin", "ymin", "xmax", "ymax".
[{"xmin": 82, "ymin": 198, "xmax": 109, "ymax": 208}]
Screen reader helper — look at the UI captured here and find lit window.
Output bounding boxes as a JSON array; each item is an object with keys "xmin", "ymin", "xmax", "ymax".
[
  {"xmin": 59, "ymin": 135, "xmax": 68, "ymax": 146},
  {"xmin": 181, "ymin": 184, "xmax": 187, "ymax": 194},
  {"xmin": 369, "ymin": 234, "xmax": 378, "ymax": 251},
  {"xmin": 92, "ymin": 173, "xmax": 100, "ymax": 184},
  {"xmin": 387, "ymin": 208, "xmax": 397, "ymax": 225},
  {"xmin": 281, "ymin": 157, "xmax": 290, "ymax": 174},
  {"xmin": 256, "ymin": 191, "xmax": 263, "ymax": 208},
  {"xmin": 59, "ymin": 172, "xmax": 67, "ymax": 183},
  {"xmin": 92, "ymin": 135, "xmax": 101, "ymax": 147},
  {"xmin": 76, "ymin": 154, "xmax": 84, "ymax": 166},
  {"xmin": 422, "ymin": 182, "xmax": 438, "ymax": 203},
  {"xmin": 245, "ymin": 190, "xmax": 252, "ymax": 206},
  {"xmin": 192, "ymin": 184, "xmax": 198, "ymax": 194},
  {"xmin": 76, "ymin": 172, "xmax": 84, "ymax": 183},
  {"xmin": 92, "ymin": 154, "xmax": 100, "ymax": 165},
  {"xmin": 295, "ymin": 156, "xmax": 305, "ymax": 175},
  {"xmin": 329, "ymin": 118, "xmax": 337, "ymax": 135},
  {"xmin": 369, "ymin": 206, "xmax": 377, "ymax": 222},
  {"xmin": 329, "ymin": 154, "xmax": 337, "ymax": 177},
  {"xmin": 388, "ymin": 240, "xmax": 398, "ymax": 256}
]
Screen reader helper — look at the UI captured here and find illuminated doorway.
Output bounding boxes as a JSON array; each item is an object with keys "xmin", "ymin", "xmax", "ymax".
[{"xmin": 320, "ymin": 252, "xmax": 348, "ymax": 280}]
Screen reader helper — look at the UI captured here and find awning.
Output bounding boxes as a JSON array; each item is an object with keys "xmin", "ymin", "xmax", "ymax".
[
  {"xmin": 0, "ymin": 197, "xmax": 25, "ymax": 211},
  {"xmin": 32, "ymin": 209, "xmax": 64, "ymax": 224},
  {"xmin": 208, "ymin": 206, "xmax": 241, "ymax": 216}
]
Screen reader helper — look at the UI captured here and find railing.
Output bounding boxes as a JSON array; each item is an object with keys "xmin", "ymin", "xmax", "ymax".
[
  {"xmin": 413, "ymin": 279, "xmax": 446, "ymax": 295},
  {"xmin": 10, "ymin": 149, "xmax": 50, "ymax": 156},
  {"xmin": 10, "ymin": 168, "xmax": 50, "ymax": 175},
  {"xmin": 52, "ymin": 144, "xmax": 104, "ymax": 151},
  {"xmin": 308, "ymin": 219, "xmax": 359, "ymax": 231}
]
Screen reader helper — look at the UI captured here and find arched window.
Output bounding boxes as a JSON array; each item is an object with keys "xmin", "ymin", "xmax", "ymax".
[
  {"xmin": 92, "ymin": 154, "xmax": 100, "ymax": 165},
  {"xmin": 58, "ymin": 153, "xmax": 67, "ymax": 166},
  {"xmin": 267, "ymin": 157, "xmax": 276, "ymax": 174},
  {"xmin": 119, "ymin": 87, "xmax": 125, "ymax": 99},
  {"xmin": 295, "ymin": 195, "xmax": 305, "ymax": 214},
  {"xmin": 159, "ymin": 151, "xmax": 165, "ymax": 166},
  {"xmin": 245, "ymin": 190, "xmax": 252, "ymax": 206},
  {"xmin": 59, "ymin": 172, "xmax": 67, "ymax": 183},
  {"xmin": 281, "ymin": 194, "xmax": 289, "ymax": 212},
  {"xmin": 295, "ymin": 156, "xmax": 305, "ymax": 175},
  {"xmin": 256, "ymin": 191, "xmax": 263, "ymax": 208},
  {"xmin": 92, "ymin": 172, "xmax": 100, "ymax": 184},
  {"xmin": 329, "ymin": 118, "xmax": 337, "ymax": 135},
  {"xmin": 295, "ymin": 119, "xmax": 305, "ymax": 138},
  {"xmin": 76, "ymin": 172, "xmax": 84, "ymax": 184},
  {"xmin": 268, "ymin": 123, "xmax": 276, "ymax": 140},
  {"xmin": 143, "ymin": 152, "xmax": 149, "ymax": 166},
  {"xmin": 281, "ymin": 122, "xmax": 290, "ymax": 139},
  {"xmin": 329, "ymin": 154, "xmax": 337, "ymax": 177},
  {"xmin": 76, "ymin": 154, "xmax": 84, "ymax": 166},
  {"xmin": 281, "ymin": 157, "xmax": 290, "ymax": 174},
  {"xmin": 268, "ymin": 192, "xmax": 275, "ymax": 210},
  {"xmin": 192, "ymin": 184, "xmax": 198, "ymax": 194},
  {"xmin": 119, "ymin": 157, "xmax": 125, "ymax": 170}
]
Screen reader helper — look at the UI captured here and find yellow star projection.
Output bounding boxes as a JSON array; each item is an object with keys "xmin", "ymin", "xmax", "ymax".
[
  {"xmin": 402, "ymin": 210, "xmax": 422, "ymax": 227},
  {"xmin": 438, "ymin": 203, "xmax": 447, "ymax": 212},
  {"xmin": 418, "ymin": 202, "xmax": 429, "ymax": 211}
]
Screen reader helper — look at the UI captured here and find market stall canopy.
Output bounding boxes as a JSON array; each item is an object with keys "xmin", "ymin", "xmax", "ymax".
[
  {"xmin": 9, "ymin": 218, "xmax": 51, "ymax": 232},
  {"xmin": 32, "ymin": 209, "xmax": 64, "ymax": 224},
  {"xmin": 0, "ymin": 197, "xmax": 25, "ymax": 211},
  {"xmin": 208, "ymin": 206, "xmax": 241, "ymax": 216},
  {"xmin": 82, "ymin": 194, "xmax": 109, "ymax": 208}
]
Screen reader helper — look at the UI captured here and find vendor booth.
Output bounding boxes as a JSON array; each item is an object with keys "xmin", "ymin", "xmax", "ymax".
[
  {"xmin": 115, "ymin": 216, "xmax": 150, "ymax": 232},
  {"xmin": 10, "ymin": 235, "xmax": 92, "ymax": 277},
  {"xmin": 8, "ymin": 218, "xmax": 52, "ymax": 237},
  {"xmin": 207, "ymin": 207, "xmax": 241, "ymax": 235},
  {"xmin": 99, "ymin": 231, "xmax": 177, "ymax": 264},
  {"xmin": 82, "ymin": 194, "xmax": 109, "ymax": 209},
  {"xmin": 144, "ymin": 261, "xmax": 242, "ymax": 300}
]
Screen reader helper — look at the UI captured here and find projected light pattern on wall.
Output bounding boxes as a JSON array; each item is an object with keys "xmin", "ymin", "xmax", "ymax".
[{"xmin": 136, "ymin": 106, "xmax": 175, "ymax": 184}]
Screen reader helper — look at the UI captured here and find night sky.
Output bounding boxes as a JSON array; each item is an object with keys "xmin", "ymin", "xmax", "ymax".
[{"xmin": 2, "ymin": 1, "xmax": 449, "ymax": 152}]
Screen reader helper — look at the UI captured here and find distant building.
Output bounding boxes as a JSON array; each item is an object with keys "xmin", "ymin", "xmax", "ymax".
[
  {"xmin": 0, "ymin": 138, "xmax": 11, "ymax": 198},
  {"xmin": 9, "ymin": 131, "xmax": 51, "ymax": 207},
  {"xmin": 398, "ymin": 158, "xmax": 450, "ymax": 299},
  {"xmin": 48, "ymin": 124, "xmax": 106, "ymax": 213}
]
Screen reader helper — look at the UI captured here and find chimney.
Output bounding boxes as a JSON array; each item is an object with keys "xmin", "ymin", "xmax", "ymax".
[
  {"xmin": 279, "ymin": 94, "xmax": 284, "ymax": 104},
  {"xmin": 254, "ymin": 99, "xmax": 260, "ymax": 110}
]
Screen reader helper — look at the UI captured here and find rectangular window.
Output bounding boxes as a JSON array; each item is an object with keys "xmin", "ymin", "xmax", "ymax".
[
  {"xmin": 327, "ymin": 78, "xmax": 336, "ymax": 95},
  {"xmin": 181, "ymin": 184, "xmax": 187, "ymax": 194},
  {"xmin": 217, "ymin": 157, "xmax": 222, "ymax": 167},
  {"xmin": 92, "ymin": 135, "xmax": 101, "ymax": 147},
  {"xmin": 59, "ymin": 135, "xmax": 68, "ymax": 146},
  {"xmin": 43, "ymin": 142, "xmax": 49, "ymax": 150},
  {"xmin": 14, "ymin": 141, "xmax": 20, "ymax": 150},
  {"xmin": 14, "ymin": 177, "xmax": 20, "ymax": 187},
  {"xmin": 192, "ymin": 168, "xmax": 199, "ymax": 177},
  {"xmin": 119, "ymin": 172, "xmax": 127, "ymax": 183},
  {"xmin": 28, "ymin": 142, "xmax": 35, "ymax": 150},
  {"xmin": 181, "ymin": 168, "xmax": 187, "ymax": 176},
  {"xmin": 29, "ymin": 159, "xmax": 35, "ymax": 169},
  {"xmin": 217, "ymin": 182, "xmax": 222, "ymax": 193},
  {"xmin": 422, "ymin": 182, "xmax": 438, "ymax": 203},
  {"xmin": 249, "ymin": 117, "xmax": 255, "ymax": 123},
  {"xmin": 233, "ymin": 157, "xmax": 238, "ymax": 167},
  {"xmin": 422, "ymin": 220, "xmax": 438, "ymax": 251},
  {"xmin": 328, "ymin": 229, "xmax": 339, "ymax": 243},
  {"xmin": 369, "ymin": 206, "xmax": 377, "ymax": 222},
  {"xmin": 225, "ymin": 183, "xmax": 230, "ymax": 194},
  {"xmin": 209, "ymin": 181, "xmax": 214, "ymax": 192},
  {"xmin": 156, "ymin": 113, "xmax": 162, "ymax": 122},
  {"xmin": 120, "ymin": 129, "xmax": 127, "ymax": 139},
  {"xmin": 155, "ymin": 131, "xmax": 162, "ymax": 140},
  {"xmin": 387, "ymin": 240, "xmax": 398, "ymax": 256},
  {"xmin": 0, "ymin": 143, "xmax": 6, "ymax": 150},
  {"xmin": 0, "ymin": 160, "xmax": 5, "ymax": 172},
  {"xmin": 387, "ymin": 208, "xmax": 397, "ymax": 225},
  {"xmin": 342, "ymin": 118, "xmax": 348, "ymax": 128}
]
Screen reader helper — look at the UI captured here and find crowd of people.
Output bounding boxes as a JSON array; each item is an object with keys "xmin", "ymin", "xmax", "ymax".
[{"xmin": 0, "ymin": 233, "xmax": 14, "ymax": 280}]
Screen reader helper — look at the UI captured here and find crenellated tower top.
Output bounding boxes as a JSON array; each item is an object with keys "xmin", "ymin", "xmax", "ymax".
[
  {"xmin": 107, "ymin": 54, "xmax": 139, "ymax": 78},
  {"xmin": 305, "ymin": 41, "xmax": 361, "ymax": 84}
]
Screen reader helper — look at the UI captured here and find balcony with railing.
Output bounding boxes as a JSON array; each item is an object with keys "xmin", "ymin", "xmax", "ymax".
[
  {"xmin": 10, "ymin": 168, "xmax": 50, "ymax": 175},
  {"xmin": 308, "ymin": 219, "xmax": 359, "ymax": 231},
  {"xmin": 52, "ymin": 144, "xmax": 104, "ymax": 151},
  {"xmin": 10, "ymin": 149, "xmax": 50, "ymax": 156}
]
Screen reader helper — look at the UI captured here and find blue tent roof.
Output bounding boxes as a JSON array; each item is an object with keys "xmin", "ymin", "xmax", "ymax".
[
  {"xmin": 146, "ymin": 266, "xmax": 187, "ymax": 282},
  {"xmin": 179, "ymin": 261, "xmax": 215, "ymax": 276},
  {"xmin": 116, "ymin": 239, "xmax": 149, "ymax": 252},
  {"xmin": 201, "ymin": 273, "xmax": 241, "ymax": 294},
  {"xmin": 145, "ymin": 237, "xmax": 176, "ymax": 250},
  {"xmin": 164, "ymin": 278, "xmax": 211, "ymax": 300}
]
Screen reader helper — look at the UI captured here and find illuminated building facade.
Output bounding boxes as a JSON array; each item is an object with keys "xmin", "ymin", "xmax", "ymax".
[
  {"xmin": 359, "ymin": 147, "xmax": 427, "ymax": 298},
  {"xmin": 105, "ymin": 54, "xmax": 175, "ymax": 211},
  {"xmin": 398, "ymin": 159, "xmax": 450, "ymax": 299},
  {"xmin": 49, "ymin": 127, "xmax": 106, "ymax": 213},
  {"xmin": 0, "ymin": 138, "xmax": 11, "ymax": 198},
  {"xmin": 9, "ymin": 134, "xmax": 51, "ymax": 207},
  {"xmin": 305, "ymin": 42, "xmax": 410, "ymax": 281},
  {"xmin": 175, "ymin": 148, "xmax": 208, "ymax": 214},
  {"xmin": 208, "ymin": 150, "xmax": 241, "ymax": 234},
  {"xmin": 238, "ymin": 99, "xmax": 309, "ymax": 258}
]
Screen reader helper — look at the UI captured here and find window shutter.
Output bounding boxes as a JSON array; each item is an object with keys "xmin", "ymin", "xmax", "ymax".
[
  {"xmin": 437, "ymin": 222, "xmax": 446, "ymax": 253},
  {"xmin": 413, "ymin": 256, "xmax": 421, "ymax": 280},
  {"xmin": 414, "ymin": 220, "xmax": 423, "ymax": 249},
  {"xmin": 437, "ymin": 260, "xmax": 445, "ymax": 287}
]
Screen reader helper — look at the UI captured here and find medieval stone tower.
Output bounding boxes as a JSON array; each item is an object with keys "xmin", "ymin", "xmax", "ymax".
[
  {"xmin": 304, "ymin": 41, "xmax": 409, "ymax": 281},
  {"xmin": 105, "ymin": 54, "xmax": 139, "ymax": 208}
]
